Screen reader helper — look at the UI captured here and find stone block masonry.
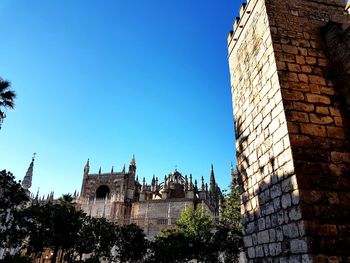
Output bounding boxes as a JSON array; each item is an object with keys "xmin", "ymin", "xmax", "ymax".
[{"xmin": 228, "ymin": 0, "xmax": 350, "ymax": 262}]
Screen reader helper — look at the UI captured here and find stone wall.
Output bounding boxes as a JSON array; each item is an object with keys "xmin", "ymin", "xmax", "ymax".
[
  {"xmin": 228, "ymin": 0, "xmax": 350, "ymax": 262},
  {"xmin": 130, "ymin": 199, "xmax": 214, "ymax": 238},
  {"xmin": 81, "ymin": 173, "xmax": 125, "ymax": 200}
]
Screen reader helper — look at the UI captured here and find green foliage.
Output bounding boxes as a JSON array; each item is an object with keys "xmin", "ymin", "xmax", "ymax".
[
  {"xmin": 150, "ymin": 207, "xmax": 216, "ymax": 263},
  {"xmin": 0, "ymin": 78, "xmax": 16, "ymax": 128},
  {"xmin": 176, "ymin": 207, "xmax": 213, "ymax": 238},
  {"xmin": 150, "ymin": 188, "xmax": 243, "ymax": 263},
  {"xmin": 89, "ymin": 217, "xmax": 116, "ymax": 260},
  {"xmin": 149, "ymin": 229, "xmax": 191, "ymax": 263},
  {"xmin": 74, "ymin": 216, "xmax": 98, "ymax": 261},
  {"xmin": 113, "ymin": 224, "xmax": 147, "ymax": 263},
  {"xmin": 214, "ymin": 185, "xmax": 243, "ymax": 263},
  {"xmin": 21, "ymin": 195, "xmax": 85, "ymax": 262},
  {"xmin": 19, "ymin": 200, "xmax": 148, "ymax": 263},
  {"xmin": 0, "ymin": 254, "xmax": 31, "ymax": 263},
  {"xmin": 0, "ymin": 170, "xmax": 29, "ymax": 248},
  {"xmin": 220, "ymin": 186, "xmax": 241, "ymax": 230}
]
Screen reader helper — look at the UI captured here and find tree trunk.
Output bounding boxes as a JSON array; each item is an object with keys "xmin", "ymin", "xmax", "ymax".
[
  {"xmin": 51, "ymin": 248, "xmax": 58, "ymax": 263},
  {"xmin": 59, "ymin": 250, "xmax": 64, "ymax": 263}
]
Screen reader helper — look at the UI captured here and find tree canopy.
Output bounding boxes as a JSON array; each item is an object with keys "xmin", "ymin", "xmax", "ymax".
[
  {"xmin": 0, "ymin": 170, "xmax": 29, "ymax": 249},
  {"xmin": 0, "ymin": 78, "xmax": 16, "ymax": 129}
]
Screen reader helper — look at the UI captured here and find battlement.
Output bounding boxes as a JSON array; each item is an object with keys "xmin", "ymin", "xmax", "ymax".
[
  {"xmin": 228, "ymin": 0, "xmax": 349, "ymax": 56},
  {"xmin": 227, "ymin": 1, "xmax": 256, "ymax": 56}
]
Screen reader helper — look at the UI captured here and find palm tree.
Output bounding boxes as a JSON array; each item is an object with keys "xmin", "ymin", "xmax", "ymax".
[
  {"xmin": 0, "ymin": 78, "xmax": 16, "ymax": 128},
  {"xmin": 58, "ymin": 194, "xmax": 75, "ymax": 208}
]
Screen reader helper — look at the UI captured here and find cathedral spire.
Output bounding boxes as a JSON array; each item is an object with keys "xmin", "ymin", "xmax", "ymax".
[
  {"xmin": 84, "ymin": 158, "xmax": 90, "ymax": 172},
  {"xmin": 130, "ymin": 154, "xmax": 136, "ymax": 166},
  {"xmin": 111, "ymin": 166, "xmax": 114, "ymax": 174},
  {"xmin": 231, "ymin": 162, "xmax": 238, "ymax": 186},
  {"xmin": 189, "ymin": 174, "xmax": 193, "ymax": 190},
  {"xmin": 210, "ymin": 164, "xmax": 216, "ymax": 193},
  {"xmin": 128, "ymin": 155, "xmax": 136, "ymax": 175},
  {"xmin": 141, "ymin": 177, "xmax": 146, "ymax": 192},
  {"xmin": 22, "ymin": 153, "xmax": 36, "ymax": 190},
  {"xmin": 164, "ymin": 175, "xmax": 168, "ymax": 190},
  {"xmin": 201, "ymin": 176, "xmax": 205, "ymax": 191}
]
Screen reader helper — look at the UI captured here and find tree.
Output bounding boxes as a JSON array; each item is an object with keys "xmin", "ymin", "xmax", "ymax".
[
  {"xmin": 150, "ymin": 207, "xmax": 215, "ymax": 263},
  {"xmin": 74, "ymin": 216, "xmax": 97, "ymax": 261},
  {"xmin": 213, "ymin": 185, "xmax": 243, "ymax": 263},
  {"xmin": 113, "ymin": 224, "xmax": 147, "ymax": 263},
  {"xmin": 21, "ymin": 195, "xmax": 85, "ymax": 263},
  {"xmin": 89, "ymin": 217, "xmax": 116, "ymax": 262},
  {"xmin": 0, "ymin": 170, "xmax": 29, "ymax": 249},
  {"xmin": 0, "ymin": 78, "xmax": 16, "ymax": 129},
  {"xmin": 20, "ymin": 204, "xmax": 53, "ymax": 260}
]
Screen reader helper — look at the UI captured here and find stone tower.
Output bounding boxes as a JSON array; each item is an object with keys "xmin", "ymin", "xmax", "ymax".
[{"xmin": 228, "ymin": 0, "xmax": 350, "ymax": 262}]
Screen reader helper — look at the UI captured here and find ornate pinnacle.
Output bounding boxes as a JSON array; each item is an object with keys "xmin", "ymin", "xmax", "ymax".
[
  {"xmin": 184, "ymin": 175, "xmax": 188, "ymax": 191},
  {"xmin": 189, "ymin": 174, "xmax": 193, "ymax": 190},
  {"xmin": 22, "ymin": 153, "xmax": 36, "ymax": 190},
  {"xmin": 130, "ymin": 154, "xmax": 136, "ymax": 166}
]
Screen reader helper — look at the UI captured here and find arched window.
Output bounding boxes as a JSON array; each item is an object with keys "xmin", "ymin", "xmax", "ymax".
[{"xmin": 96, "ymin": 185, "xmax": 110, "ymax": 198}]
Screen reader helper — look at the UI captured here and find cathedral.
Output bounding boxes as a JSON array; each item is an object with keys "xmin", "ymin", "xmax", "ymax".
[
  {"xmin": 76, "ymin": 155, "xmax": 223, "ymax": 238},
  {"xmin": 13, "ymin": 154, "xmax": 223, "ymax": 239}
]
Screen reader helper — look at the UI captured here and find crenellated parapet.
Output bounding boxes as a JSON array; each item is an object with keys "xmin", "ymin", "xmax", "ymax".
[{"xmin": 227, "ymin": 1, "xmax": 259, "ymax": 58}]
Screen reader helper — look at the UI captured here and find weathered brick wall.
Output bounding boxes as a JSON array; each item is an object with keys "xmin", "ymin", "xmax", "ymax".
[
  {"xmin": 265, "ymin": 0, "xmax": 350, "ymax": 261},
  {"xmin": 228, "ymin": 0, "xmax": 350, "ymax": 262}
]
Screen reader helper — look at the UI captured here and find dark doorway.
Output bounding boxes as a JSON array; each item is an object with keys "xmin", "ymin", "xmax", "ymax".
[{"xmin": 96, "ymin": 185, "xmax": 110, "ymax": 198}]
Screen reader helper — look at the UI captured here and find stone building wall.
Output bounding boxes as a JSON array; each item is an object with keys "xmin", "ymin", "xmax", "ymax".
[
  {"xmin": 81, "ymin": 173, "xmax": 124, "ymax": 199},
  {"xmin": 228, "ymin": 0, "xmax": 350, "ymax": 262},
  {"xmin": 131, "ymin": 200, "xmax": 196, "ymax": 238}
]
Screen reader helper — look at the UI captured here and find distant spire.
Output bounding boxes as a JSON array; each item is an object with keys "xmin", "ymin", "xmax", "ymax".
[
  {"xmin": 98, "ymin": 167, "xmax": 101, "ymax": 175},
  {"xmin": 141, "ymin": 177, "xmax": 146, "ymax": 192},
  {"xmin": 201, "ymin": 176, "xmax": 205, "ymax": 191},
  {"xmin": 111, "ymin": 166, "xmax": 114, "ymax": 174},
  {"xmin": 130, "ymin": 154, "xmax": 136, "ymax": 166},
  {"xmin": 210, "ymin": 164, "xmax": 216, "ymax": 193},
  {"xmin": 34, "ymin": 188, "xmax": 40, "ymax": 203},
  {"xmin": 122, "ymin": 164, "xmax": 126, "ymax": 173},
  {"xmin": 84, "ymin": 159, "xmax": 90, "ymax": 175},
  {"xmin": 22, "ymin": 153, "xmax": 36, "ymax": 190},
  {"xmin": 189, "ymin": 174, "xmax": 193, "ymax": 190},
  {"xmin": 155, "ymin": 177, "xmax": 159, "ymax": 191},
  {"xmin": 231, "ymin": 162, "xmax": 238, "ymax": 186},
  {"xmin": 164, "ymin": 175, "xmax": 168, "ymax": 190}
]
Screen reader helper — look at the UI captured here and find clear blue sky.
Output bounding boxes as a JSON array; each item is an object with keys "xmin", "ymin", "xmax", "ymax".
[{"xmin": 0, "ymin": 0, "xmax": 240, "ymax": 198}]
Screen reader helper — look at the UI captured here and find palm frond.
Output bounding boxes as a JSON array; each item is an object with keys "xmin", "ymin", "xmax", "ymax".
[{"xmin": 0, "ymin": 79, "xmax": 11, "ymax": 93}]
